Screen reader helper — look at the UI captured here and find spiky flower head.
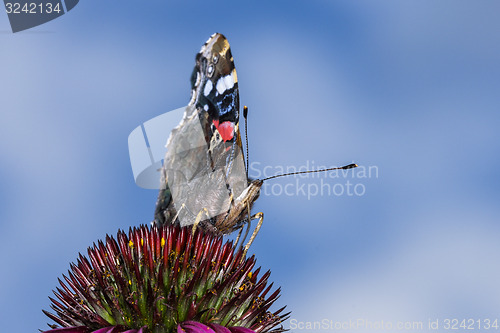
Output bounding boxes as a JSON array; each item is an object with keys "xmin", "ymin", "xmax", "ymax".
[{"xmin": 42, "ymin": 224, "xmax": 288, "ymax": 333}]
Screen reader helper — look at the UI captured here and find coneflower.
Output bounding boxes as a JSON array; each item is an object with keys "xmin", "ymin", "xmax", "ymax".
[{"xmin": 42, "ymin": 224, "xmax": 289, "ymax": 333}]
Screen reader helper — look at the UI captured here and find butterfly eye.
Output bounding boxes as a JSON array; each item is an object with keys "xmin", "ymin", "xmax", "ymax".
[
  {"xmin": 213, "ymin": 54, "xmax": 219, "ymax": 64},
  {"xmin": 207, "ymin": 64, "xmax": 214, "ymax": 77}
]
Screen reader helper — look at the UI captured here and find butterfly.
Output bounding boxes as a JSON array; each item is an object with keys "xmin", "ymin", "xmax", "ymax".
[
  {"xmin": 154, "ymin": 33, "xmax": 264, "ymax": 249},
  {"xmin": 154, "ymin": 33, "xmax": 357, "ymax": 253}
]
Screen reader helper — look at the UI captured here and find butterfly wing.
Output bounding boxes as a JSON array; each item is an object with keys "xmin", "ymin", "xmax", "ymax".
[{"xmin": 154, "ymin": 33, "xmax": 247, "ymax": 233}]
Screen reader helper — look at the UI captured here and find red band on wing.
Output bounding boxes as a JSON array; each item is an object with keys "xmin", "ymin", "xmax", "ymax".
[{"xmin": 213, "ymin": 120, "xmax": 234, "ymax": 142}]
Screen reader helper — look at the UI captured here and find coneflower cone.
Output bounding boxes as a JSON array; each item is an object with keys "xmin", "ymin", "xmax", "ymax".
[{"xmin": 42, "ymin": 224, "xmax": 289, "ymax": 333}]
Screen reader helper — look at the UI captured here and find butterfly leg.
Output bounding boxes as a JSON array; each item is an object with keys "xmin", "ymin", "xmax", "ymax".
[
  {"xmin": 242, "ymin": 212, "xmax": 264, "ymax": 257},
  {"xmin": 234, "ymin": 225, "xmax": 244, "ymax": 248},
  {"xmin": 237, "ymin": 199, "xmax": 254, "ymax": 250},
  {"xmin": 234, "ymin": 222, "xmax": 247, "ymax": 248},
  {"xmin": 171, "ymin": 203, "xmax": 187, "ymax": 225},
  {"xmin": 235, "ymin": 199, "xmax": 253, "ymax": 254},
  {"xmin": 192, "ymin": 208, "xmax": 210, "ymax": 235},
  {"xmin": 235, "ymin": 219, "xmax": 251, "ymax": 251}
]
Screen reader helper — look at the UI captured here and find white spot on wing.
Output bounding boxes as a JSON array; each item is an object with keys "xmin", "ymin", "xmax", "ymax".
[
  {"xmin": 204, "ymin": 104, "xmax": 209, "ymax": 111},
  {"xmin": 223, "ymin": 73, "xmax": 235, "ymax": 90},
  {"xmin": 216, "ymin": 73, "xmax": 236, "ymax": 96},
  {"xmin": 216, "ymin": 77, "xmax": 227, "ymax": 95},
  {"xmin": 204, "ymin": 80, "xmax": 213, "ymax": 96}
]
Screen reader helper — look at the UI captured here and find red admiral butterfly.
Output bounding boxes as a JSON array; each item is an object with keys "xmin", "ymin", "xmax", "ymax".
[
  {"xmin": 154, "ymin": 33, "xmax": 254, "ymax": 233},
  {"xmin": 154, "ymin": 33, "xmax": 356, "ymax": 253}
]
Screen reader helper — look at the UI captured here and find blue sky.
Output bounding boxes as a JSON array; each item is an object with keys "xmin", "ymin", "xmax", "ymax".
[{"xmin": 1, "ymin": 1, "xmax": 500, "ymax": 332}]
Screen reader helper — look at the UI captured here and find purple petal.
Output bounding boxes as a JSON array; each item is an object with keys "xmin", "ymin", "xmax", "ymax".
[
  {"xmin": 42, "ymin": 327, "xmax": 90, "ymax": 333},
  {"xmin": 123, "ymin": 327, "xmax": 148, "ymax": 333},
  {"xmin": 179, "ymin": 321, "xmax": 216, "ymax": 333},
  {"xmin": 228, "ymin": 327, "xmax": 256, "ymax": 333},
  {"xmin": 92, "ymin": 326, "xmax": 118, "ymax": 333},
  {"xmin": 93, "ymin": 327, "xmax": 123, "ymax": 333},
  {"xmin": 207, "ymin": 323, "xmax": 231, "ymax": 333},
  {"xmin": 120, "ymin": 327, "xmax": 147, "ymax": 333}
]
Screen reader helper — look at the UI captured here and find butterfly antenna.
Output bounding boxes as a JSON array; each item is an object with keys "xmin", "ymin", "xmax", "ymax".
[
  {"xmin": 243, "ymin": 106, "xmax": 249, "ymax": 180},
  {"xmin": 261, "ymin": 163, "xmax": 358, "ymax": 182}
]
